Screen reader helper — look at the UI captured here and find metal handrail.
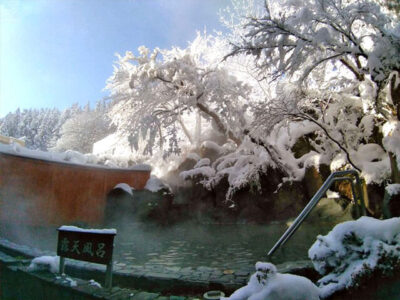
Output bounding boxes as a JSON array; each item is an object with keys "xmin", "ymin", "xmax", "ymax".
[{"xmin": 267, "ymin": 170, "xmax": 366, "ymax": 257}]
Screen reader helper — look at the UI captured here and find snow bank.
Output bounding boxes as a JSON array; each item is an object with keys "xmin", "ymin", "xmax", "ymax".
[
  {"xmin": 27, "ymin": 256, "xmax": 60, "ymax": 273},
  {"xmin": 308, "ymin": 216, "xmax": 400, "ymax": 298},
  {"xmin": 58, "ymin": 226, "xmax": 117, "ymax": 235},
  {"xmin": 223, "ymin": 262, "xmax": 320, "ymax": 300}
]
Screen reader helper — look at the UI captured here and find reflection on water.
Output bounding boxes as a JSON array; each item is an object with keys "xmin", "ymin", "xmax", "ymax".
[
  {"xmin": 0, "ymin": 221, "xmax": 335, "ymax": 270},
  {"xmin": 112, "ymin": 222, "xmax": 334, "ymax": 270}
]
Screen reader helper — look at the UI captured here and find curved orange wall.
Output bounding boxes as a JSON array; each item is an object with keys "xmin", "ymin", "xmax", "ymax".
[{"xmin": 0, "ymin": 152, "xmax": 150, "ymax": 226}]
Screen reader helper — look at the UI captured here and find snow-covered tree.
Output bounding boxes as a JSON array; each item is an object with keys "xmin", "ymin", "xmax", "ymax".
[
  {"xmin": 0, "ymin": 108, "xmax": 62, "ymax": 150},
  {"xmin": 106, "ymin": 33, "xmax": 251, "ymax": 157},
  {"xmin": 53, "ymin": 105, "xmax": 113, "ymax": 154},
  {"xmin": 224, "ymin": 0, "xmax": 400, "ymax": 183}
]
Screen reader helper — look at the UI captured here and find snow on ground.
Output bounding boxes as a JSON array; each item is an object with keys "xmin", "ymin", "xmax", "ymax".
[
  {"xmin": 308, "ymin": 216, "xmax": 400, "ymax": 298},
  {"xmin": 27, "ymin": 256, "xmax": 60, "ymax": 273},
  {"xmin": 58, "ymin": 226, "xmax": 117, "ymax": 235},
  {"xmin": 222, "ymin": 262, "xmax": 320, "ymax": 300},
  {"xmin": 64, "ymin": 277, "xmax": 77, "ymax": 287},
  {"xmin": 89, "ymin": 279, "xmax": 102, "ymax": 288}
]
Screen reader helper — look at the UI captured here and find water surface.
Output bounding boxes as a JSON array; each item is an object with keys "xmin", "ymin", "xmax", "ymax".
[{"xmin": 0, "ymin": 221, "xmax": 336, "ymax": 271}]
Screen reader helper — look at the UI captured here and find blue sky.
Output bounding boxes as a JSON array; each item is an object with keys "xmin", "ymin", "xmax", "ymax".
[{"xmin": 0, "ymin": 0, "xmax": 229, "ymax": 117}]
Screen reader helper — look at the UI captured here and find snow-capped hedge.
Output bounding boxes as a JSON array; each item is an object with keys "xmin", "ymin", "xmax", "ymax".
[{"xmin": 308, "ymin": 216, "xmax": 400, "ymax": 298}]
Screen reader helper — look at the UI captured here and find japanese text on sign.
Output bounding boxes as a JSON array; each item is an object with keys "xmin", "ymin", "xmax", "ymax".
[{"xmin": 57, "ymin": 228, "xmax": 115, "ymax": 265}]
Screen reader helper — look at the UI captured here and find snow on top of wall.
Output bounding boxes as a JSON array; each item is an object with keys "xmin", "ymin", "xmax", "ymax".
[
  {"xmin": 308, "ymin": 216, "xmax": 400, "ymax": 298},
  {"xmin": 386, "ymin": 184, "xmax": 400, "ymax": 196},
  {"xmin": 0, "ymin": 142, "xmax": 151, "ymax": 171},
  {"xmin": 27, "ymin": 255, "xmax": 60, "ymax": 273},
  {"xmin": 144, "ymin": 175, "xmax": 170, "ymax": 192},
  {"xmin": 114, "ymin": 183, "xmax": 134, "ymax": 195},
  {"xmin": 58, "ymin": 226, "xmax": 117, "ymax": 235}
]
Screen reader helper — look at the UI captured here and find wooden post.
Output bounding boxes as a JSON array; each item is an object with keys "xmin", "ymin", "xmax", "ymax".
[
  {"xmin": 105, "ymin": 259, "xmax": 113, "ymax": 290},
  {"xmin": 59, "ymin": 256, "xmax": 65, "ymax": 275}
]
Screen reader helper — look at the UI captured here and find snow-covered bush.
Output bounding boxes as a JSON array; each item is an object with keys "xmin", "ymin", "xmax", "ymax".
[
  {"xmin": 308, "ymin": 216, "xmax": 400, "ymax": 298},
  {"xmin": 181, "ymin": 137, "xmax": 273, "ymax": 202},
  {"xmin": 223, "ymin": 262, "xmax": 320, "ymax": 300}
]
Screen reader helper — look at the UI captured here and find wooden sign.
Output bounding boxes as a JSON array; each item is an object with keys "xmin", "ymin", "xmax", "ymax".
[
  {"xmin": 57, "ymin": 227, "xmax": 116, "ymax": 264},
  {"xmin": 57, "ymin": 226, "xmax": 117, "ymax": 289}
]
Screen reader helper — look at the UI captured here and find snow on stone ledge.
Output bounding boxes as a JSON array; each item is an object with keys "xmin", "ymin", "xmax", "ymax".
[
  {"xmin": 58, "ymin": 225, "xmax": 117, "ymax": 235},
  {"xmin": 114, "ymin": 183, "xmax": 134, "ymax": 195}
]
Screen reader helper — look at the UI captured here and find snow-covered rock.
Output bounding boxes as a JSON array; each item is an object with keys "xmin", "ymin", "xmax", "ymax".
[
  {"xmin": 144, "ymin": 175, "xmax": 171, "ymax": 193},
  {"xmin": 223, "ymin": 262, "xmax": 320, "ymax": 300},
  {"xmin": 27, "ymin": 256, "xmax": 60, "ymax": 273},
  {"xmin": 309, "ymin": 216, "xmax": 400, "ymax": 298},
  {"xmin": 114, "ymin": 183, "xmax": 134, "ymax": 195}
]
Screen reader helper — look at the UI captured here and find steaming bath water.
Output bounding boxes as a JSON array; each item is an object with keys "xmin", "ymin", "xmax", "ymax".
[{"xmin": 0, "ymin": 222, "xmax": 334, "ymax": 270}]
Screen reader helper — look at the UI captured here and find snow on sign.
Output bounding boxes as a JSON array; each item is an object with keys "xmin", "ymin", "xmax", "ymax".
[{"xmin": 57, "ymin": 226, "xmax": 116, "ymax": 265}]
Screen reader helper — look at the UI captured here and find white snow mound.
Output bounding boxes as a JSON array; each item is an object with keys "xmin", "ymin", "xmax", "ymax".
[
  {"xmin": 222, "ymin": 262, "xmax": 320, "ymax": 300},
  {"xmin": 27, "ymin": 256, "xmax": 60, "ymax": 273}
]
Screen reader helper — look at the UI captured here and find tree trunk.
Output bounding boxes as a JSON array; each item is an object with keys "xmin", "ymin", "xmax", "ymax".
[
  {"xmin": 389, "ymin": 71, "xmax": 400, "ymax": 183},
  {"xmin": 178, "ymin": 118, "xmax": 193, "ymax": 144},
  {"xmin": 196, "ymin": 99, "xmax": 242, "ymax": 146}
]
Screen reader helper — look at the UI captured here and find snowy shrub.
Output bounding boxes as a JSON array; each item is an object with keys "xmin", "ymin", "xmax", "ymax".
[
  {"xmin": 183, "ymin": 137, "xmax": 272, "ymax": 202},
  {"xmin": 223, "ymin": 262, "xmax": 320, "ymax": 300},
  {"xmin": 308, "ymin": 217, "xmax": 400, "ymax": 298}
]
